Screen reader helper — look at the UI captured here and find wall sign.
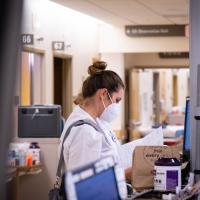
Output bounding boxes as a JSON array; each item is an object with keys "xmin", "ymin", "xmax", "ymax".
[
  {"xmin": 52, "ymin": 41, "xmax": 65, "ymax": 50},
  {"xmin": 159, "ymin": 52, "xmax": 189, "ymax": 58},
  {"xmin": 125, "ymin": 25, "xmax": 187, "ymax": 37},
  {"xmin": 21, "ymin": 34, "xmax": 34, "ymax": 45}
]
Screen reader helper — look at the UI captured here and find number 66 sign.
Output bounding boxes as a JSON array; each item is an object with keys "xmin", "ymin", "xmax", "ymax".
[{"xmin": 21, "ymin": 34, "xmax": 34, "ymax": 45}]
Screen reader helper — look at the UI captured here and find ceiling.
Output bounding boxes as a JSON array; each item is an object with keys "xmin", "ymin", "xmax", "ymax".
[{"xmin": 51, "ymin": 0, "xmax": 189, "ymax": 27}]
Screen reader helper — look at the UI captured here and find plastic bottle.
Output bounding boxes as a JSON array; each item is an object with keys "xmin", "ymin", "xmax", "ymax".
[
  {"xmin": 11, "ymin": 150, "xmax": 16, "ymax": 167},
  {"xmin": 26, "ymin": 149, "xmax": 33, "ymax": 167},
  {"xmin": 34, "ymin": 142, "xmax": 40, "ymax": 165},
  {"xmin": 7, "ymin": 150, "xmax": 13, "ymax": 166},
  {"xmin": 19, "ymin": 149, "xmax": 26, "ymax": 166},
  {"xmin": 29, "ymin": 142, "xmax": 40, "ymax": 165},
  {"xmin": 15, "ymin": 150, "xmax": 20, "ymax": 166}
]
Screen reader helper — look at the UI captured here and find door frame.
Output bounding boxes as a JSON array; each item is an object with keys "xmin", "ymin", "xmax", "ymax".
[
  {"xmin": 53, "ymin": 52, "xmax": 73, "ymax": 119},
  {"xmin": 172, "ymin": 74, "xmax": 178, "ymax": 106},
  {"xmin": 20, "ymin": 47, "xmax": 45, "ymax": 105},
  {"xmin": 153, "ymin": 72, "xmax": 160, "ymax": 123}
]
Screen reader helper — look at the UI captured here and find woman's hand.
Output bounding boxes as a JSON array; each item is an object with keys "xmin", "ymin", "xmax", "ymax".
[{"xmin": 125, "ymin": 167, "xmax": 132, "ymax": 181}]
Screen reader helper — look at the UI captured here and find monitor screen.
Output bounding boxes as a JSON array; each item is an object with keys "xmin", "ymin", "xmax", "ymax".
[
  {"xmin": 183, "ymin": 97, "xmax": 190, "ymax": 151},
  {"xmin": 65, "ymin": 157, "xmax": 127, "ymax": 200},
  {"xmin": 75, "ymin": 167, "xmax": 120, "ymax": 200}
]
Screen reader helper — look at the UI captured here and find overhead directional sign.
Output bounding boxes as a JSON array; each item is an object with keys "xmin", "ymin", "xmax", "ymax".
[
  {"xmin": 125, "ymin": 25, "xmax": 187, "ymax": 37},
  {"xmin": 52, "ymin": 41, "xmax": 65, "ymax": 50},
  {"xmin": 159, "ymin": 52, "xmax": 189, "ymax": 58}
]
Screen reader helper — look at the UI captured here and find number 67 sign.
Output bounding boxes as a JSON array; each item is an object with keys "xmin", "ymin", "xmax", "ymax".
[{"xmin": 52, "ymin": 41, "xmax": 65, "ymax": 50}]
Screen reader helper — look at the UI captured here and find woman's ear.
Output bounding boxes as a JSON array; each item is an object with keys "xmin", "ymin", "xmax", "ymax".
[{"xmin": 98, "ymin": 88, "xmax": 107, "ymax": 99}]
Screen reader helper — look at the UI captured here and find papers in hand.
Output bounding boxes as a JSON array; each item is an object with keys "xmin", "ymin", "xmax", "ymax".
[{"xmin": 118, "ymin": 127, "xmax": 163, "ymax": 169}]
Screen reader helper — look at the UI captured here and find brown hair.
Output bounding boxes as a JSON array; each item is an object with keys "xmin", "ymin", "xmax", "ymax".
[
  {"xmin": 74, "ymin": 92, "xmax": 84, "ymax": 105},
  {"xmin": 82, "ymin": 61, "xmax": 124, "ymax": 98}
]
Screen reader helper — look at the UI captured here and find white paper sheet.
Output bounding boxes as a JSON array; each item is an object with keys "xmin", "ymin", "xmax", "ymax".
[{"xmin": 118, "ymin": 127, "xmax": 163, "ymax": 169}]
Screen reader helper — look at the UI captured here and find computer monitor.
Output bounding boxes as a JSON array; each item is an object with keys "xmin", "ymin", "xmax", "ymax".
[
  {"xmin": 183, "ymin": 97, "xmax": 190, "ymax": 160},
  {"xmin": 65, "ymin": 157, "xmax": 127, "ymax": 200}
]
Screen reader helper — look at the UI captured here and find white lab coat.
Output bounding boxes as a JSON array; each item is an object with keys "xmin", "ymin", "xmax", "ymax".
[
  {"xmin": 58, "ymin": 106, "xmax": 120, "ymax": 171},
  {"xmin": 96, "ymin": 118, "xmax": 121, "ymax": 164}
]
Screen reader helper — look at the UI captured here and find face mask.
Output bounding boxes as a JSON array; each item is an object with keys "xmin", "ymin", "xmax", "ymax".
[{"xmin": 100, "ymin": 93, "xmax": 120, "ymax": 122}]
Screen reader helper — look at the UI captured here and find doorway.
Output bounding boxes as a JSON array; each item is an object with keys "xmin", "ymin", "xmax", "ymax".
[
  {"xmin": 53, "ymin": 56, "xmax": 72, "ymax": 119},
  {"xmin": 20, "ymin": 51, "xmax": 44, "ymax": 105}
]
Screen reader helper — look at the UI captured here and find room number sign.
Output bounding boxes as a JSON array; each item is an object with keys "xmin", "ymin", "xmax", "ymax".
[
  {"xmin": 21, "ymin": 34, "xmax": 34, "ymax": 45},
  {"xmin": 52, "ymin": 41, "xmax": 65, "ymax": 50}
]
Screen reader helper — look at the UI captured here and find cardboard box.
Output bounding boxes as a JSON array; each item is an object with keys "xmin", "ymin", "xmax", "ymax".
[{"xmin": 132, "ymin": 146, "xmax": 180, "ymax": 191}]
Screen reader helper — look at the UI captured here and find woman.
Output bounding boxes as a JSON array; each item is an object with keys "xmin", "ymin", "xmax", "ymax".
[{"xmin": 58, "ymin": 61, "xmax": 131, "ymax": 177}]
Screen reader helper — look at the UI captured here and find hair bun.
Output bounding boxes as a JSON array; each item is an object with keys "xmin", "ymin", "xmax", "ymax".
[{"xmin": 88, "ymin": 61, "xmax": 107, "ymax": 75}]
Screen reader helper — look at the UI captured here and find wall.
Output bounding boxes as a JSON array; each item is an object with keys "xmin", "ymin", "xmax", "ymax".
[
  {"xmin": 17, "ymin": 0, "xmax": 100, "ymax": 199},
  {"xmin": 22, "ymin": 0, "xmax": 100, "ymax": 103}
]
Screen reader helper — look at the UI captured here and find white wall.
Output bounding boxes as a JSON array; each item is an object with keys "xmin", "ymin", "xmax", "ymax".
[
  {"xmin": 22, "ymin": 0, "xmax": 100, "ymax": 103},
  {"xmin": 18, "ymin": 1, "xmax": 101, "ymax": 199},
  {"xmin": 99, "ymin": 24, "xmax": 189, "ymax": 53}
]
